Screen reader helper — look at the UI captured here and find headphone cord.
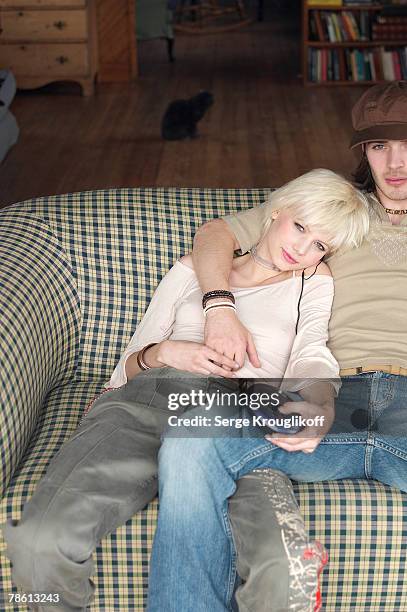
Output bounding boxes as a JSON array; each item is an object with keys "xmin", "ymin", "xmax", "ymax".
[{"xmin": 295, "ymin": 261, "xmax": 322, "ymax": 334}]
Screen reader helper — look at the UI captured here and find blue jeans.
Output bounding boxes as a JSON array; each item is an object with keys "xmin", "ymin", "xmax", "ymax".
[{"xmin": 147, "ymin": 373, "xmax": 407, "ymax": 611}]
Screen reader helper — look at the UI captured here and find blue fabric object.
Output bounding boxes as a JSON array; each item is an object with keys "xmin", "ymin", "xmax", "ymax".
[
  {"xmin": 0, "ymin": 70, "xmax": 17, "ymax": 120},
  {"xmin": 148, "ymin": 371, "xmax": 407, "ymax": 610},
  {"xmin": 0, "ymin": 69, "xmax": 19, "ymax": 162},
  {"xmin": 0, "ymin": 110, "xmax": 19, "ymax": 163},
  {"xmin": 136, "ymin": 0, "xmax": 174, "ymax": 40}
]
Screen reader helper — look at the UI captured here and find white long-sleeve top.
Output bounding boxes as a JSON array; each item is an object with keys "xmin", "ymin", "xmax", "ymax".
[{"xmin": 108, "ymin": 260, "xmax": 340, "ymax": 391}]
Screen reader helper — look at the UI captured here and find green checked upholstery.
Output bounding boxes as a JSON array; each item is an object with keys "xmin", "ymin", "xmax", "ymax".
[{"xmin": 0, "ymin": 188, "xmax": 406, "ymax": 611}]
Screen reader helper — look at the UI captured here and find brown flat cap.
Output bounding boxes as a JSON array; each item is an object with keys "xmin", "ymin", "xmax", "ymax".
[{"xmin": 350, "ymin": 80, "xmax": 407, "ymax": 149}]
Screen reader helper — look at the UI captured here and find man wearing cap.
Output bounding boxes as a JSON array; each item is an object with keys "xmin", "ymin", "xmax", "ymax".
[
  {"xmin": 188, "ymin": 80, "xmax": 407, "ymax": 483},
  {"xmin": 146, "ymin": 82, "xmax": 407, "ymax": 609},
  {"xmin": 193, "ymin": 80, "xmax": 407, "ymax": 387}
]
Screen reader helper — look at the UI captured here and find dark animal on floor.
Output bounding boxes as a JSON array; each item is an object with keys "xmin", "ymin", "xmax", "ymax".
[{"xmin": 161, "ymin": 91, "xmax": 214, "ymax": 140}]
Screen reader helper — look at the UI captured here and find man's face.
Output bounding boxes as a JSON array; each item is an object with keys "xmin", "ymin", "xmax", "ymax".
[{"xmin": 365, "ymin": 140, "xmax": 407, "ymax": 207}]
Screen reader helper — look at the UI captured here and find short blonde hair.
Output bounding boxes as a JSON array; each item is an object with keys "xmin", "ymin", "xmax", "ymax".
[{"xmin": 263, "ymin": 169, "xmax": 370, "ymax": 253}]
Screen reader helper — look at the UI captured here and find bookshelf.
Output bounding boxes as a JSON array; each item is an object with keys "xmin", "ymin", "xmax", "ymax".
[{"xmin": 302, "ymin": 1, "xmax": 407, "ymax": 85}]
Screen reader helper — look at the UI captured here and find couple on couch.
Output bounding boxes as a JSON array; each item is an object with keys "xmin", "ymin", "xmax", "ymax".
[{"xmin": 4, "ymin": 81, "xmax": 407, "ymax": 612}]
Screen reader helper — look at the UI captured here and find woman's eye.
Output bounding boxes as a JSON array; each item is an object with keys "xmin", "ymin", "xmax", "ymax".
[
  {"xmin": 295, "ymin": 222, "xmax": 304, "ymax": 232},
  {"xmin": 315, "ymin": 242, "xmax": 326, "ymax": 252},
  {"xmin": 371, "ymin": 144, "xmax": 385, "ymax": 151}
]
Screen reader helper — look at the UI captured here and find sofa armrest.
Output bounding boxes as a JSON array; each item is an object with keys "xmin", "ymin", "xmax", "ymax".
[{"xmin": 0, "ymin": 212, "xmax": 81, "ymax": 496}]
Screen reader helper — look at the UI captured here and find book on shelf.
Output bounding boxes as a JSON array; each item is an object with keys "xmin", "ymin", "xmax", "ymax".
[
  {"xmin": 369, "ymin": 50, "xmax": 377, "ymax": 79},
  {"xmin": 393, "ymin": 49, "xmax": 403, "ymax": 78},
  {"xmin": 341, "ymin": 12, "xmax": 354, "ymax": 39},
  {"xmin": 308, "ymin": 1, "xmax": 343, "ymax": 6},
  {"xmin": 348, "ymin": 11, "xmax": 362, "ymax": 38},
  {"xmin": 314, "ymin": 12, "xmax": 327, "ymax": 40},
  {"xmin": 325, "ymin": 14, "xmax": 337, "ymax": 40},
  {"xmin": 381, "ymin": 48, "xmax": 395, "ymax": 79},
  {"xmin": 359, "ymin": 10, "xmax": 371, "ymax": 39},
  {"xmin": 343, "ymin": 0, "xmax": 374, "ymax": 5},
  {"xmin": 331, "ymin": 12, "xmax": 342, "ymax": 39}
]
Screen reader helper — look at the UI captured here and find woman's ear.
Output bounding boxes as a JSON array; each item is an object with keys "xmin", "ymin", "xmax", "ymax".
[{"xmin": 271, "ymin": 209, "xmax": 280, "ymax": 220}]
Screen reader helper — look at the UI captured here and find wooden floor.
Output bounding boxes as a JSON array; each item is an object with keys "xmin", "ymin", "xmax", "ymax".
[{"xmin": 1, "ymin": 10, "xmax": 368, "ymax": 209}]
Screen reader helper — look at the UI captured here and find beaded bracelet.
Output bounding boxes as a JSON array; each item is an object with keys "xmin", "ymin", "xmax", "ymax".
[
  {"xmin": 136, "ymin": 343, "xmax": 157, "ymax": 371},
  {"xmin": 202, "ymin": 290, "xmax": 235, "ymax": 309}
]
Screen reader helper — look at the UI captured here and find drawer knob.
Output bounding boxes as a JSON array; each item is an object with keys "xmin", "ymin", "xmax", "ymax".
[
  {"xmin": 54, "ymin": 21, "xmax": 67, "ymax": 30},
  {"xmin": 56, "ymin": 56, "xmax": 69, "ymax": 64},
  {"xmin": 18, "ymin": 11, "xmax": 24, "ymax": 17}
]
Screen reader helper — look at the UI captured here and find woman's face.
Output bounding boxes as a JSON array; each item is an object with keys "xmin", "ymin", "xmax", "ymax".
[{"xmin": 264, "ymin": 210, "xmax": 331, "ymax": 271}]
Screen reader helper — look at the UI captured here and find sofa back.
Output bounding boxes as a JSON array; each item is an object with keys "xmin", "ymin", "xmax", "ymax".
[{"xmin": 2, "ymin": 188, "xmax": 270, "ymax": 383}]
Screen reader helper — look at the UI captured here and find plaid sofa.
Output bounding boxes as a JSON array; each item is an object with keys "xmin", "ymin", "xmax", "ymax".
[{"xmin": 0, "ymin": 188, "xmax": 406, "ymax": 611}]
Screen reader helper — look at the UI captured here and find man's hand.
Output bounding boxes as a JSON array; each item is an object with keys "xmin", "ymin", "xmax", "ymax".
[
  {"xmin": 204, "ymin": 308, "xmax": 261, "ymax": 370},
  {"xmin": 157, "ymin": 339, "xmax": 239, "ymax": 377},
  {"xmin": 265, "ymin": 396, "xmax": 335, "ymax": 453}
]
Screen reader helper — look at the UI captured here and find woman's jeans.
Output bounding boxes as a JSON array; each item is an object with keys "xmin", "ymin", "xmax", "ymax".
[
  {"xmin": 2, "ymin": 368, "xmax": 210, "ymax": 611},
  {"xmin": 147, "ymin": 372, "xmax": 407, "ymax": 612}
]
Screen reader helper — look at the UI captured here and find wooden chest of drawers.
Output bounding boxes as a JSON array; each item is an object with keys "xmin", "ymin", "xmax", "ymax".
[{"xmin": 0, "ymin": 0, "xmax": 98, "ymax": 95}]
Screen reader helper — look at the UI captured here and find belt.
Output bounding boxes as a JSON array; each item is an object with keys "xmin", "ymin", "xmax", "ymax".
[{"xmin": 340, "ymin": 365, "xmax": 407, "ymax": 376}]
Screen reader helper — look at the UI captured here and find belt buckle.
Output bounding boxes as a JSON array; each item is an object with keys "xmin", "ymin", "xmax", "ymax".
[{"xmin": 355, "ymin": 366, "xmax": 363, "ymax": 375}]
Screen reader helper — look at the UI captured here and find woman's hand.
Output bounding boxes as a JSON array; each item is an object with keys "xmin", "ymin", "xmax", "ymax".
[
  {"xmin": 157, "ymin": 339, "xmax": 240, "ymax": 377},
  {"xmin": 265, "ymin": 398, "xmax": 335, "ymax": 453}
]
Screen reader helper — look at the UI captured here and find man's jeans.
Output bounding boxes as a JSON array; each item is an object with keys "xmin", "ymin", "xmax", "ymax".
[{"xmin": 147, "ymin": 373, "xmax": 407, "ymax": 612}]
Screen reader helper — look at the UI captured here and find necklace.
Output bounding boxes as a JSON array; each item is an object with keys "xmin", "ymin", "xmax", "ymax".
[
  {"xmin": 250, "ymin": 244, "xmax": 281, "ymax": 272},
  {"xmin": 384, "ymin": 207, "xmax": 407, "ymax": 215}
]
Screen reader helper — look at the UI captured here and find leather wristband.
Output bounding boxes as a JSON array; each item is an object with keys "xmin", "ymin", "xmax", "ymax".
[{"xmin": 202, "ymin": 290, "xmax": 235, "ymax": 309}]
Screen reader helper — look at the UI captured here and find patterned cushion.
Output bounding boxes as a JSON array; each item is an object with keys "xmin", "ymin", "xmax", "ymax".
[{"xmin": 0, "ymin": 188, "xmax": 406, "ymax": 611}]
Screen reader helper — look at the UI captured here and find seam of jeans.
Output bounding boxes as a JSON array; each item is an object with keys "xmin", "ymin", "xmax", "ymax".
[
  {"xmin": 221, "ymin": 504, "xmax": 238, "ymax": 606},
  {"xmin": 320, "ymin": 436, "xmax": 366, "ymax": 444},
  {"xmin": 374, "ymin": 439, "xmax": 407, "ymax": 460},
  {"xmin": 364, "ymin": 436, "xmax": 374, "ymax": 479}
]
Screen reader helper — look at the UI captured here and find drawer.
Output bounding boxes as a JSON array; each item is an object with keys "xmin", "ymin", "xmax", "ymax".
[
  {"xmin": 1, "ymin": 43, "xmax": 89, "ymax": 76},
  {"xmin": 0, "ymin": 1, "xmax": 86, "ymax": 7},
  {"xmin": 1, "ymin": 9, "xmax": 87, "ymax": 41}
]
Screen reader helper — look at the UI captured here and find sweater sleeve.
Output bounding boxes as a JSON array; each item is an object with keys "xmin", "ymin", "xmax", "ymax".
[
  {"xmin": 107, "ymin": 261, "xmax": 195, "ymax": 388},
  {"xmin": 223, "ymin": 195, "xmax": 275, "ymax": 254},
  {"xmin": 282, "ymin": 275, "xmax": 341, "ymax": 394}
]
